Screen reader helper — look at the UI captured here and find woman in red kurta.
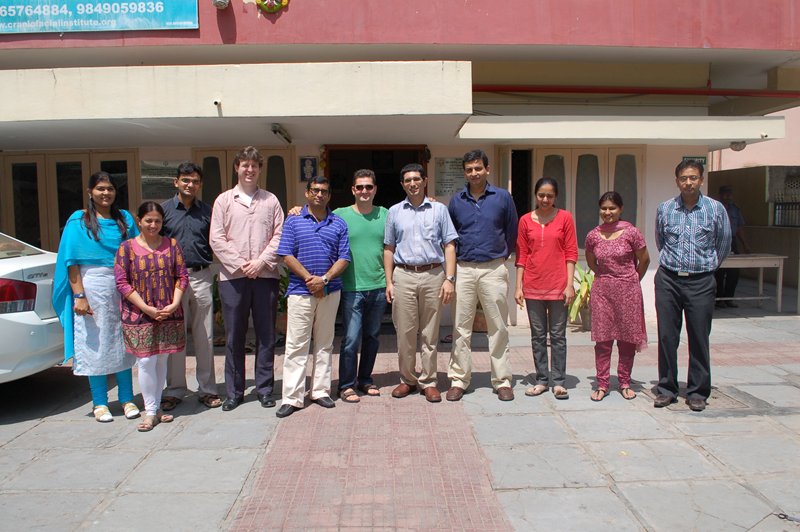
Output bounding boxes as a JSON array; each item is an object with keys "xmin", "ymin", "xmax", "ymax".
[
  {"xmin": 515, "ymin": 178, "xmax": 578, "ymax": 399},
  {"xmin": 585, "ymin": 192, "xmax": 649, "ymax": 401}
]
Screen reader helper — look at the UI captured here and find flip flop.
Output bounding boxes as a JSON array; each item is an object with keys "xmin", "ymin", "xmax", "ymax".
[
  {"xmin": 198, "ymin": 394, "xmax": 222, "ymax": 408},
  {"xmin": 137, "ymin": 415, "xmax": 157, "ymax": 432},
  {"xmin": 553, "ymin": 386, "xmax": 570, "ymax": 400},
  {"xmin": 620, "ymin": 387, "xmax": 637, "ymax": 400},
  {"xmin": 591, "ymin": 388, "xmax": 607, "ymax": 402},
  {"xmin": 525, "ymin": 384, "xmax": 548, "ymax": 396}
]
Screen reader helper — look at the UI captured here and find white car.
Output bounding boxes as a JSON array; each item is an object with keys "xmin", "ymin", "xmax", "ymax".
[{"xmin": 0, "ymin": 232, "xmax": 64, "ymax": 383}]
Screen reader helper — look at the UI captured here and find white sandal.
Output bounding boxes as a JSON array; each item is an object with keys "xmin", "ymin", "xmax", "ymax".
[
  {"xmin": 123, "ymin": 402, "xmax": 140, "ymax": 419},
  {"xmin": 93, "ymin": 405, "xmax": 113, "ymax": 423}
]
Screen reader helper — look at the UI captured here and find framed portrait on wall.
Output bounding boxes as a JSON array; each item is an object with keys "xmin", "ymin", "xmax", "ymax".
[{"xmin": 300, "ymin": 156, "xmax": 317, "ymax": 182}]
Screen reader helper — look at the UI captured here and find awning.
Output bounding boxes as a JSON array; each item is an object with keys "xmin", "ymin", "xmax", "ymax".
[{"xmin": 458, "ymin": 115, "xmax": 785, "ymax": 150}]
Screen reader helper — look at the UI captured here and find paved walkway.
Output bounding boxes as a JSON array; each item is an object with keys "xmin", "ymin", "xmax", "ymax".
[{"xmin": 2, "ymin": 283, "xmax": 800, "ymax": 530}]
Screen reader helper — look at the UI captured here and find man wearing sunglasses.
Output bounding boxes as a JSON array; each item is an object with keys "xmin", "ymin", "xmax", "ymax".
[
  {"xmin": 654, "ymin": 159, "xmax": 731, "ymax": 412},
  {"xmin": 276, "ymin": 176, "xmax": 351, "ymax": 418},
  {"xmin": 332, "ymin": 169, "xmax": 389, "ymax": 404}
]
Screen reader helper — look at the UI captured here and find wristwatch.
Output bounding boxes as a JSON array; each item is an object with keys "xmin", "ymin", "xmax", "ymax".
[
  {"xmin": 73, "ymin": 292, "xmax": 86, "ymax": 299},
  {"xmin": 445, "ymin": 275, "xmax": 456, "ymax": 283},
  {"xmin": 322, "ymin": 275, "xmax": 329, "ymax": 286}
]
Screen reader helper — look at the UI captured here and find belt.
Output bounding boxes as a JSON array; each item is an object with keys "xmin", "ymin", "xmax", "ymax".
[
  {"xmin": 395, "ymin": 262, "xmax": 441, "ymax": 272},
  {"xmin": 187, "ymin": 264, "xmax": 210, "ymax": 273},
  {"xmin": 662, "ymin": 267, "xmax": 712, "ymax": 278}
]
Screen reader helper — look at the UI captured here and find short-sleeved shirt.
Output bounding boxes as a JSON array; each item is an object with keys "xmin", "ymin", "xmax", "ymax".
[
  {"xmin": 161, "ymin": 195, "xmax": 212, "ymax": 268},
  {"xmin": 278, "ymin": 206, "xmax": 351, "ymax": 296},
  {"xmin": 655, "ymin": 193, "xmax": 732, "ymax": 274},
  {"xmin": 384, "ymin": 198, "xmax": 458, "ymax": 266},
  {"xmin": 334, "ymin": 205, "xmax": 387, "ymax": 292},
  {"xmin": 448, "ymin": 183, "xmax": 518, "ymax": 262}
]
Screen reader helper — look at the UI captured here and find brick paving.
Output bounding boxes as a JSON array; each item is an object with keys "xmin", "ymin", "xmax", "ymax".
[{"xmin": 230, "ymin": 347, "xmax": 512, "ymax": 531}]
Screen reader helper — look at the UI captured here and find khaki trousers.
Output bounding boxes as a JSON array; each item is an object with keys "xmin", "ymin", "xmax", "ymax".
[
  {"xmin": 392, "ymin": 267, "xmax": 444, "ymax": 389},
  {"xmin": 281, "ymin": 291, "xmax": 341, "ymax": 408},
  {"xmin": 449, "ymin": 258, "xmax": 512, "ymax": 390},
  {"xmin": 165, "ymin": 267, "xmax": 217, "ymax": 397}
]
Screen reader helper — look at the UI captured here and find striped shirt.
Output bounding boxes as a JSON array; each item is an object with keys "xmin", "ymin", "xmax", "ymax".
[
  {"xmin": 655, "ymin": 193, "xmax": 732, "ymax": 274},
  {"xmin": 278, "ymin": 206, "xmax": 350, "ymax": 296}
]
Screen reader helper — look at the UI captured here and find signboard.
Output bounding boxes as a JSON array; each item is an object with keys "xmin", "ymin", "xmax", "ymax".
[
  {"xmin": 0, "ymin": 1, "xmax": 199, "ymax": 34},
  {"xmin": 434, "ymin": 157, "xmax": 463, "ymax": 197},
  {"xmin": 682, "ymin": 155, "xmax": 708, "ymax": 166}
]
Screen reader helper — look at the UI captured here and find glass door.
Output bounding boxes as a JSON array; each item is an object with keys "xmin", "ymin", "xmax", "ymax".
[
  {"xmin": 3, "ymin": 155, "xmax": 47, "ymax": 249},
  {"xmin": 91, "ymin": 151, "xmax": 138, "ymax": 213},
  {"xmin": 46, "ymin": 154, "xmax": 90, "ymax": 249}
]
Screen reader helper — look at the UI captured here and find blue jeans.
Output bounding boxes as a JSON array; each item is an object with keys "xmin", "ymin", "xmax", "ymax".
[{"xmin": 338, "ymin": 289, "xmax": 387, "ymax": 391}]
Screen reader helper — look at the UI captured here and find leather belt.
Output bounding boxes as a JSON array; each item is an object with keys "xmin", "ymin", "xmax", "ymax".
[
  {"xmin": 395, "ymin": 262, "xmax": 441, "ymax": 272},
  {"xmin": 187, "ymin": 264, "xmax": 210, "ymax": 273}
]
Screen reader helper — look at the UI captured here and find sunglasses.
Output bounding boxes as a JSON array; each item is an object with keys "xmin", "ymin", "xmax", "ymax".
[{"xmin": 354, "ymin": 184, "xmax": 375, "ymax": 191}]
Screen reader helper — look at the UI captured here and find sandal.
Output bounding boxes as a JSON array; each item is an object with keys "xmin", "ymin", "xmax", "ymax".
[
  {"xmin": 157, "ymin": 411, "xmax": 174, "ymax": 423},
  {"xmin": 553, "ymin": 386, "xmax": 570, "ymax": 400},
  {"xmin": 620, "ymin": 387, "xmax": 637, "ymax": 400},
  {"xmin": 93, "ymin": 405, "xmax": 113, "ymax": 423},
  {"xmin": 198, "ymin": 394, "xmax": 222, "ymax": 408},
  {"xmin": 123, "ymin": 402, "xmax": 141, "ymax": 419},
  {"xmin": 137, "ymin": 415, "xmax": 157, "ymax": 432},
  {"xmin": 591, "ymin": 388, "xmax": 608, "ymax": 402},
  {"xmin": 340, "ymin": 388, "xmax": 360, "ymax": 403},
  {"xmin": 160, "ymin": 396, "xmax": 181, "ymax": 412},
  {"xmin": 440, "ymin": 334, "xmax": 453, "ymax": 344},
  {"xmin": 525, "ymin": 384, "xmax": 548, "ymax": 397},
  {"xmin": 357, "ymin": 383, "xmax": 381, "ymax": 397}
]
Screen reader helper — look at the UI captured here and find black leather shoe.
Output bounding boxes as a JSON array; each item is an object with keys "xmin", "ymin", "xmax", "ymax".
[
  {"xmin": 653, "ymin": 394, "xmax": 677, "ymax": 408},
  {"xmin": 222, "ymin": 397, "xmax": 243, "ymax": 411},
  {"xmin": 276, "ymin": 404, "xmax": 299, "ymax": 418},
  {"xmin": 686, "ymin": 398, "xmax": 707, "ymax": 412},
  {"xmin": 314, "ymin": 396, "xmax": 336, "ymax": 408},
  {"xmin": 258, "ymin": 394, "xmax": 276, "ymax": 408}
]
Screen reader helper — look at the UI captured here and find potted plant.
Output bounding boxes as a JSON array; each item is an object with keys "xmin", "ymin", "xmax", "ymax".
[{"xmin": 568, "ymin": 263, "xmax": 594, "ymax": 331}]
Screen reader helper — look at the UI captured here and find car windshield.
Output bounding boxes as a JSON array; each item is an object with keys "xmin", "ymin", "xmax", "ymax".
[{"xmin": 0, "ymin": 233, "xmax": 45, "ymax": 259}]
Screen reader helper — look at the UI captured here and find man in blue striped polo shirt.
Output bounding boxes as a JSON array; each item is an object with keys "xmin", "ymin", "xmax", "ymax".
[
  {"xmin": 654, "ymin": 159, "xmax": 731, "ymax": 412},
  {"xmin": 276, "ymin": 176, "xmax": 351, "ymax": 418}
]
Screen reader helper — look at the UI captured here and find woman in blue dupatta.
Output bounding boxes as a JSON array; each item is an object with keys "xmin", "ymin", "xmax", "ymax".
[{"xmin": 53, "ymin": 172, "xmax": 140, "ymax": 422}]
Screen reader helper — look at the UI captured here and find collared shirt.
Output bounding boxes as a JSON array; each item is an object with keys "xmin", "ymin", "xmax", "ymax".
[
  {"xmin": 655, "ymin": 193, "xmax": 732, "ymax": 274},
  {"xmin": 384, "ymin": 197, "xmax": 458, "ymax": 266},
  {"xmin": 161, "ymin": 195, "xmax": 212, "ymax": 268},
  {"xmin": 278, "ymin": 205, "xmax": 351, "ymax": 296},
  {"xmin": 209, "ymin": 185, "xmax": 284, "ymax": 281},
  {"xmin": 448, "ymin": 183, "xmax": 518, "ymax": 262}
]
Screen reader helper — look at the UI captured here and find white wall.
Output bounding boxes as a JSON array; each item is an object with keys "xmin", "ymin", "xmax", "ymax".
[{"xmin": 713, "ymin": 107, "xmax": 800, "ymax": 170}]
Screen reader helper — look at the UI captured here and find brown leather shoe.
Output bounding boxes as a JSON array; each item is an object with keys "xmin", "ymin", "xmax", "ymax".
[
  {"xmin": 496, "ymin": 386, "xmax": 514, "ymax": 401},
  {"xmin": 446, "ymin": 386, "xmax": 464, "ymax": 401},
  {"xmin": 686, "ymin": 398, "xmax": 707, "ymax": 412},
  {"xmin": 422, "ymin": 387, "xmax": 442, "ymax": 403},
  {"xmin": 653, "ymin": 394, "xmax": 677, "ymax": 408},
  {"xmin": 391, "ymin": 383, "xmax": 418, "ymax": 398}
]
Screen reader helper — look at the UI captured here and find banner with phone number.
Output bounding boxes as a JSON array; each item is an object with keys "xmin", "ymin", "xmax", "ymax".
[{"xmin": 0, "ymin": 1, "xmax": 198, "ymax": 34}]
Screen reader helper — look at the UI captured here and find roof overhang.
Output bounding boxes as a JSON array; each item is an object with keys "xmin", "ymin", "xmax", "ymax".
[{"xmin": 458, "ymin": 115, "xmax": 785, "ymax": 150}]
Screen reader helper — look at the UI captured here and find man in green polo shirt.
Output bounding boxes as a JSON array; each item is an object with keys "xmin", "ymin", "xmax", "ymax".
[{"xmin": 334, "ymin": 169, "xmax": 388, "ymax": 403}]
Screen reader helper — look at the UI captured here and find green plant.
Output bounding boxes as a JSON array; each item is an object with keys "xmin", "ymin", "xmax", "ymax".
[
  {"xmin": 568, "ymin": 263, "xmax": 594, "ymax": 323},
  {"xmin": 277, "ymin": 265, "xmax": 290, "ymax": 314}
]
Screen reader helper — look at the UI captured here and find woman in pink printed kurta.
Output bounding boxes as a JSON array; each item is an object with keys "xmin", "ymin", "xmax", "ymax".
[
  {"xmin": 115, "ymin": 202, "xmax": 189, "ymax": 431},
  {"xmin": 585, "ymin": 192, "xmax": 650, "ymax": 401}
]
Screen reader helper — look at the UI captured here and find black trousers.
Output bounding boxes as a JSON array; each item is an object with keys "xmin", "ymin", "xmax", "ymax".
[
  {"xmin": 654, "ymin": 267, "xmax": 715, "ymax": 400},
  {"xmin": 218, "ymin": 277, "xmax": 279, "ymax": 400}
]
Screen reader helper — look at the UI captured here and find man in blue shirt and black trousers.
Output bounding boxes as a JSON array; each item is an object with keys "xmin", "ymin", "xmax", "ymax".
[{"xmin": 654, "ymin": 159, "xmax": 731, "ymax": 412}]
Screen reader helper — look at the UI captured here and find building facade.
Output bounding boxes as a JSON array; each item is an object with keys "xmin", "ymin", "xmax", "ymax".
[{"xmin": 2, "ymin": 0, "xmax": 799, "ymax": 318}]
